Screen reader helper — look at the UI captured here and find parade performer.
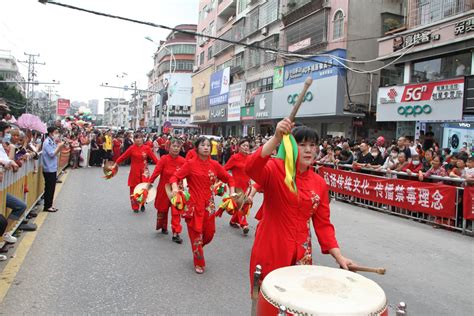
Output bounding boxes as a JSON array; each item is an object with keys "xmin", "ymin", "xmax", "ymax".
[
  {"xmin": 112, "ymin": 134, "xmax": 122, "ymax": 162},
  {"xmin": 185, "ymin": 147, "xmax": 197, "ymax": 161},
  {"xmin": 149, "ymin": 138, "xmax": 186, "ymax": 243},
  {"xmin": 170, "ymin": 136, "xmax": 235, "ymax": 274},
  {"xmin": 113, "ymin": 133, "xmax": 159, "ymax": 213},
  {"xmin": 224, "ymin": 138, "xmax": 251, "ymax": 235},
  {"xmin": 246, "ymin": 118, "xmax": 354, "ymax": 289}
]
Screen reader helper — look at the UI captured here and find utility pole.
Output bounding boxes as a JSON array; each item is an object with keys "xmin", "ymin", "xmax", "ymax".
[
  {"xmin": 45, "ymin": 85, "xmax": 57, "ymax": 123},
  {"xmin": 18, "ymin": 53, "xmax": 45, "ymax": 114}
]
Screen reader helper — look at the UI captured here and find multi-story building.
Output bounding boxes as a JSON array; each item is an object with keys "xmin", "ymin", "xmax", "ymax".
[
  {"xmin": 146, "ymin": 24, "xmax": 197, "ymax": 134},
  {"xmin": 376, "ymin": 0, "xmax": 473, "ymax": 152},
  {"xmin": 104, "ymin": 98, "xmax": 129, "ymax": 128},
  {"xmin": 88, "ymin": 99, "xmax": 99, "ymax": 115},
  {"xmin": 192, "ymin": 0, "xmax": 404, "ymax": 138},
  {"xmin": 0, "ymin": 50, "xmax": 25, "ymax": 96}
]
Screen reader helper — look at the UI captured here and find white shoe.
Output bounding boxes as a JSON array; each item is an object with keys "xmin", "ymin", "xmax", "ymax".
[
  {"xmin": 0, "ymin": 254, "xmax": 6, "ymax": 261},
  {"xmin": 3, "ymin": 233, "xmax": 17, "ymax": 244}
]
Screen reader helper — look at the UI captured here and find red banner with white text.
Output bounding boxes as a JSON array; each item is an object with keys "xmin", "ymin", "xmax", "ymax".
[
  {"xmin": 319, "ymin": 167, "xmax": 456, "ymax": 218},
  {"xmin": 463, "ymin": 186, "xmax": 474, "ymax": 220}
]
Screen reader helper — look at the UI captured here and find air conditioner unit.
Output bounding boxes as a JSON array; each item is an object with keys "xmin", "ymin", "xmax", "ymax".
[{"xmin": 261, "ymin": 27, "xmax": 268, "ymax": 36}]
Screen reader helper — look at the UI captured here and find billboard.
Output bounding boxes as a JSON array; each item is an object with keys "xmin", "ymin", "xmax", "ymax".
[
  {"xmin": 162, "ymin": 73, "xmax": 192, "ymax": 107},
  {"xmin": 377, "ymin": 78, "xmax": 464, "ymax": 122},
  {"xmin": 209, "ymin": 67, "xmax": 230, "ymax": 106},
  {"xmin": 57, "ymin": 99, "xmax": 70, "ymax": 116},
  {"xmin": 228, "ymin": 82, "xmax": 245, "ymax": 122}
]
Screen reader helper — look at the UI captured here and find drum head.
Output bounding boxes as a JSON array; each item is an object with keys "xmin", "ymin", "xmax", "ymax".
[
  {"xmin": 261, "ymin": 265, "xmax": 387, "ymax": 315},
  {"xmin": 134, "ymin": 183, "xmax": 157, "ymax": 203}
]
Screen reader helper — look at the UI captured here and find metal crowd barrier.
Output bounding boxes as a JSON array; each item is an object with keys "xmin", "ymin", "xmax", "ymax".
[
  {"xmin": 315, "ymin": 162, "xmax": 473, "ymax": 236},
  {"xmin": 1, "ymin": 151, "xmax": 70, "ymax": 248}
]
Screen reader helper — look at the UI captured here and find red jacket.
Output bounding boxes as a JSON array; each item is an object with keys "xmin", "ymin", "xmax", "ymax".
[
  {"xmin": 149, "ymin": 154, "xmax": 186, "ymax": 210},
  {"xmin": 116, "ymin": 144, "xmax": 158, "ymax": 187},
  {"xmin": 170, "ymin": 156, "xmax": 235, "ymax": 232},
  {"xmin": 185, "ymin": 148, "xmax": 197, "ymax": 161},
  {"xmin": 224, "ymin": 152, "xmax": 250, "ymax": 192},
  {"xmin": 246, "ymin": 147, "xmax": 339, "ymax": 285}
]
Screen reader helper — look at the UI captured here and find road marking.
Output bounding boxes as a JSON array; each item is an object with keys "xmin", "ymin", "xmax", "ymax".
[{"xmin": 0, "ymin": 171, "xmax": 69, "ymax": 303}]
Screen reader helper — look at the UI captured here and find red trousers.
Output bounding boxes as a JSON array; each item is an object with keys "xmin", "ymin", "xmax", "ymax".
[
  {"xmin": 156, "ymin": 207, "xmax": 182, "ymax": 234},
  {"xmin": 230, "ymin": 210, "xmax": 248, "ymax": 228},
  {"xmin": 129, "ymin": 186, "xmax": 139, "ymax": 211},
  {"xmin": 187, "ymin": 211, "xmax": 215, "ymax": 268}
]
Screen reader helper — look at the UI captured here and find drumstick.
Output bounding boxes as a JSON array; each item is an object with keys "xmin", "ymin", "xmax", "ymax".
[
  {"xmin": 288, "ymin": 77, "xmax": 313, "ymax": 122},
  {"xmin": 348, "ymin": 265, "xmax": 386, "ymax": 275}
]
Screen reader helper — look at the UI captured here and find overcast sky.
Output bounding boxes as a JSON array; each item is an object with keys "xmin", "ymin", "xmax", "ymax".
[{"xmin": 0, "ymin": 0, "xmax": 199, "ymax": 113}]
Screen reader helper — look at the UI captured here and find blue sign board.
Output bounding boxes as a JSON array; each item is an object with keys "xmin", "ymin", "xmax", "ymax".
[
  {"xmin": 283, "ymin": 49, "xmax": 346, "ymax": 86},
  {"xmin": 209, "ymin": 67, "xmax": 230, "ymax": 106}
]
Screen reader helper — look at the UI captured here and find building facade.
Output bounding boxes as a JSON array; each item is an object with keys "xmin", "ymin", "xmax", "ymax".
[
  {"xmin": 377, "ymin": 0, "xmax": 473, "ymax": 152},
  {"xmin": 146, "ymin": 24, "xmax": 197, "ymax": 134},
  {"xmin": 104, "ymin": 98, "xmax": 129, "ymax": 128},
  {"xmin": 191, "ymin": 0, "xmax": 404, "ymax": 139},
  {"xmin": 0, "ymin": 50, "xmax": 25, "ymax": 96}
]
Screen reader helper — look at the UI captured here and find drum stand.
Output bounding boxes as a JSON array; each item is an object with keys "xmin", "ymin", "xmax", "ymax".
[
  {"xmin": 251, "ymin": 265, "xmax": 262, "ymax": 316},
  {"xmin": 396, "ymin": 302, "xmax": 407, "ymax": 315}
]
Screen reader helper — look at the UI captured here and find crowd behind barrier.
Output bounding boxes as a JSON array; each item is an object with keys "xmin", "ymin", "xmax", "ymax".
[{"xmin": 315, "ymin": 162, "xmax": 473, "ymax": 235}]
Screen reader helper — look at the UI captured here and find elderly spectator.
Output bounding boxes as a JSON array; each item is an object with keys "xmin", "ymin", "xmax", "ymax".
[
  {"xmin": 403, "ymin": 154, "xmax": 423, "ymax": 176},
  {"xmin": 421, "ymin": 149, "xmax": 434, "ymax": 172},
  {"xmin": 449, "ymin": 156, "xmax": 467, "ymax": 178},
  {"xmin": 335, "ymin": 149, "xmax": 354, "ymax": 165},
  {"xmin": 397, "ymin": 136, "xmax": 412, "ymax": 162},
  {"xmin": 375, "ymin": 136, "xmax": 386, "ymax": 157},
  {"xmin": 394, "ymin": 152, "xmax": 410, "ymax": 172},
  {"xmin": 378, "ymin": 147, "xmax": 399, "ymax": 171},
  {"xmin": 418, "ymin": 156, "xmax": 447, "ymax": 182},
  {"xmin": 367, "ymin": 146, "xmax": 385, "ymax": 168}
]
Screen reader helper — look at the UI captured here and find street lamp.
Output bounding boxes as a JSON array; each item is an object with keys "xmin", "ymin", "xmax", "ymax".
[{"xmin": 145, "ymin": 36, "xmax": 177, "ymax": 133}]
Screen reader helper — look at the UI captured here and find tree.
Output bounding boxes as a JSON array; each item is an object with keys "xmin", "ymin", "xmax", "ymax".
[{"xmin": 0, "ymin": 76, "xmax": 27, "ymax": 118}]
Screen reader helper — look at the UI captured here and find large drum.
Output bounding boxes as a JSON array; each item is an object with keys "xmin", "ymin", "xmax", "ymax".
[{"xmin": 257, "ymin": 265, "xmax": 387, "ymax": 316}]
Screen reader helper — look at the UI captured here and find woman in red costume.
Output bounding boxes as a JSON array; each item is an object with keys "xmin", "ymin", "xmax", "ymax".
[
  {"xmin": 113, "ymin": 133, "xmax": 159, "ymax": 213},
  {"xmin": 224, "ymin": 138, "xmax": 251, "ymax": 235},
  {"xmin": 149, "ymin": 138, "xmax": 186, "ymax": 243},
  {"xmin": 245, "ymin": 118, "xmax": 354, "ymax": 288},
  {"xmin": 170, "ymin": 137, "xmax": 235, "ymax": 274},
  {"xmin": 112, "ymin": 134, "xmax": 122, "ymax": 162}
]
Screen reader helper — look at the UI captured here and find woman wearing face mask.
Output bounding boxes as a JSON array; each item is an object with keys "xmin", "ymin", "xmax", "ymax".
[
  {"xmin": 224, "ymin": 138, "xmax": 251, "ymax": 235},
  {"xmin": 403, "ymin": 154, "xmax": 423, "ymax": 176},
  {"xmin": 245, "ymin": 118, "xmax": 354, "ymax": 290},
  {"xmin": 113, "ymin": 133, "xmax": 159, "ymax": 213},
  {"xmin": 169, "ymin": 137, "xmax": 235, "ymax": 274},
  {"xmin": 148, "ymin": 138, "xmax": 186, "ymax": 243},
  {"xmin": 378, "ymin": 147, "xmax": 399, "ymax": 171}
]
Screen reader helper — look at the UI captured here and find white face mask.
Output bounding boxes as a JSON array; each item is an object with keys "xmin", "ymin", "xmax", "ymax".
[
  {"xmin": 371, "ymin": 152, "xmax": 378, "ymax": 157},
  {"xmin": 412, "ymin": 161, "xmax": 420, "ymax": 165}
]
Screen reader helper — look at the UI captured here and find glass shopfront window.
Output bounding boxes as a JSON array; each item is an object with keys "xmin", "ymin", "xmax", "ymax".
[
  {"xmin": 381, "ymin": 64, "xmax": 404, "ymax": 86},
  {"xmin": 411, "ymin": 51, "xmax": 471, "ymax": 83}
]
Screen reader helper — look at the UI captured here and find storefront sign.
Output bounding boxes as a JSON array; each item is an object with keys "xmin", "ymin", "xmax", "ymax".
[
  {"xmin": 192, "ymin": 113, "xmax": 209, "ymax": 122},
  {"xmin": 167, "ymin": 116, "xmax": 192, "ymax": 126},
  {"xmin": 319, "ymin": 167, "xmax": 456, "ymax": 218},
  {"xmin": 228, "ymin": 82, "xmax": 245, "ymax": 122},
  {"xmin": 273, "ymin": 67, "xmax": 284, "ymax": 89},
  {"xmin": 287, "ymin": 91, "xmax": 313, "ymax": 105},
  {"xmin": 393, "ymin": 30, "xmax": 440, "ymax": 51},
  {"xmin": 377, "ymin": 78, "xmax": 464, "ymax": 122},
  {"xmin": 454, "ymin": 18, "xmax": 473, "ymax": 36},
  {"xmin": 241, "ymin": 106, "xmax": 255, "ymax": 121},
  {"xmin": 254, "ymin": 92, "xmax": 273, "ymax": 120},
  {"xmin": 57, "ymin": 98, "xmax": 70, "ymax": 116},
  {"xmin": 209, "ymin": 67, "xmax": 230, "ymax": 106},
  {"xmin": 209, "ymin": 103, "xmax": 227, "ymax": 123}
]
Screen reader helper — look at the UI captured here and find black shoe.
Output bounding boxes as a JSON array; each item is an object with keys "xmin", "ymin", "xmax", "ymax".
[
  {"xmin": 140, "ymin": 205, "xmax": 146, "ymax": 212},
  {"xmin": 161, "ymin": 229, "xmax": 169, "ymax": 235},
  {"xmin": 242, "ymin": 226, "xmax": 249, "ymax": 235},
  {"xmin": 56, "ymin": 180, "xmax": 62, "ymax": 184},
  {"xmin": 229, "ymin": 222, "xmax": 239, "ymax": 228},
  {"xmin": 172, "ymin": 234, "xmax": 183, "ymax": 244},
  {"xmin": 19, "ymin": 223, "xmax": 37, "ymax": 231},
  {"xmin": 133, "ymin": 210, "xmax": 139, "ymax": 213}
]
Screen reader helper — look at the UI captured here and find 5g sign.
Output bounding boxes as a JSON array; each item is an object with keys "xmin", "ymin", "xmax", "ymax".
[
  {"xmin": 404, "ymin": 86, "xmax": 427, "ymax": 101},
  {"xmin": 287, "ymin": 91, "xmax": 313, "ymax": 105}
]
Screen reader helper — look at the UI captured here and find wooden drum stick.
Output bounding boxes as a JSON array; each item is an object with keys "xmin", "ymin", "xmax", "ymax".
[
  {"xmin": 348, "ymin": 265, "xmax": 386, "ymax": 275},
  {"xmin": 288, "ymin": 77, "xmax": 313, "ymax": 122}
]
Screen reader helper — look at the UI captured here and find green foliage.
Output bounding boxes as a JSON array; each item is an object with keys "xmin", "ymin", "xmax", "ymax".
[{"xmin": 0, "ymin": 75, "xmax": 26, "ymax": 117}]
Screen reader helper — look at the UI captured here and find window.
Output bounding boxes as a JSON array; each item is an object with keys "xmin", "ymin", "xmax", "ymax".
[
  {"xmin": 203, "ymin": 5, "xmax": 209, "ymax": 19},
  {"xmin": 333, "ymin": 10, "xmax": 344, "ymax": 40},
  {"xmin": 157, "ymin": 44, "xmax": 196, "ymax": 61},
  {"xmin": 261, "ymin": 76, "xmax": 273, "ymax": 92},
  {"xmin": 411, "ymin": 51, "xmax": 471, "ymax": 83},
  {"xmin": 259, "ymin": 0, "xmax": 279, "ymax": 28},
  {"xmin": 412, "ymin": 0, "xmax": 471, "ymax": 27},
  {"xmin": 380, "ymin": 64, "xmax": 404, "ymax": 86},
  {"xmin": 208, "ymin": 46, "xmax": 213, "ymax": 60},
  {"xmin": 209, "ymin": 21, "xmax": 215, "ymax": 36},
  {"xmin": 238, "ymin": 0, "xmax": 250, "ymax": 14},
  {"xmin": 286, "ymin": 10, "xmax": 326, "ymax": 51},
  {"xmin": 199, "ymin": 52, "xmax": 205, "ymax": 65}
]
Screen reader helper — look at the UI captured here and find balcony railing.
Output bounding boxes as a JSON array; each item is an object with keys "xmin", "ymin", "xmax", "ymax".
[{"xmin": 408, "ymin": 0, "xmax": 472, "ymax": 28}]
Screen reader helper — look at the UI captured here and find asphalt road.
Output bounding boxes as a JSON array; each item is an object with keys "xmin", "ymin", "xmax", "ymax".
[{"xmin": 0, "ymin": 166, "xmax": 472, "ymax": 315}]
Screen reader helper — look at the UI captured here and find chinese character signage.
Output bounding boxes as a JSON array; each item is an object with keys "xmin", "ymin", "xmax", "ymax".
[
  {"xmin": 393, "ymin": 30, "xmax": 440, "ymax": 51},
  {"xmin": 463, "ymin": 187, "xmax": 474, "ymax": 220},
  {"xmin": 319, "ymin": 167, "xmax": 457, "ymax": 218},
  {"xmin": 228, "ymin": 82, "xmax": 245, "ymax": 122},
  {"xmin": 240, "ymin": 106, "xmax": 254, "ymax": 121},
  {"xmin": 209, "ymin": 67, "xmax": 230, "ymax": 106},
  {"xmin": 454, "ymin": 18, "xmax": 474, "ymax": 36},
  {"xmin": 57, "ymin": 99, "xmax": 70, "ymax": 116},
  {"xmin": 377, "ymin": 78, "xmax": 464, "ymax": 122}
]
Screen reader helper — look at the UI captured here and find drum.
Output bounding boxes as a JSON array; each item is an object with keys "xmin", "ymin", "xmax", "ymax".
[{"xmin": 257, "ymin": 265, "xmax": 387, "ymax": 316}]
